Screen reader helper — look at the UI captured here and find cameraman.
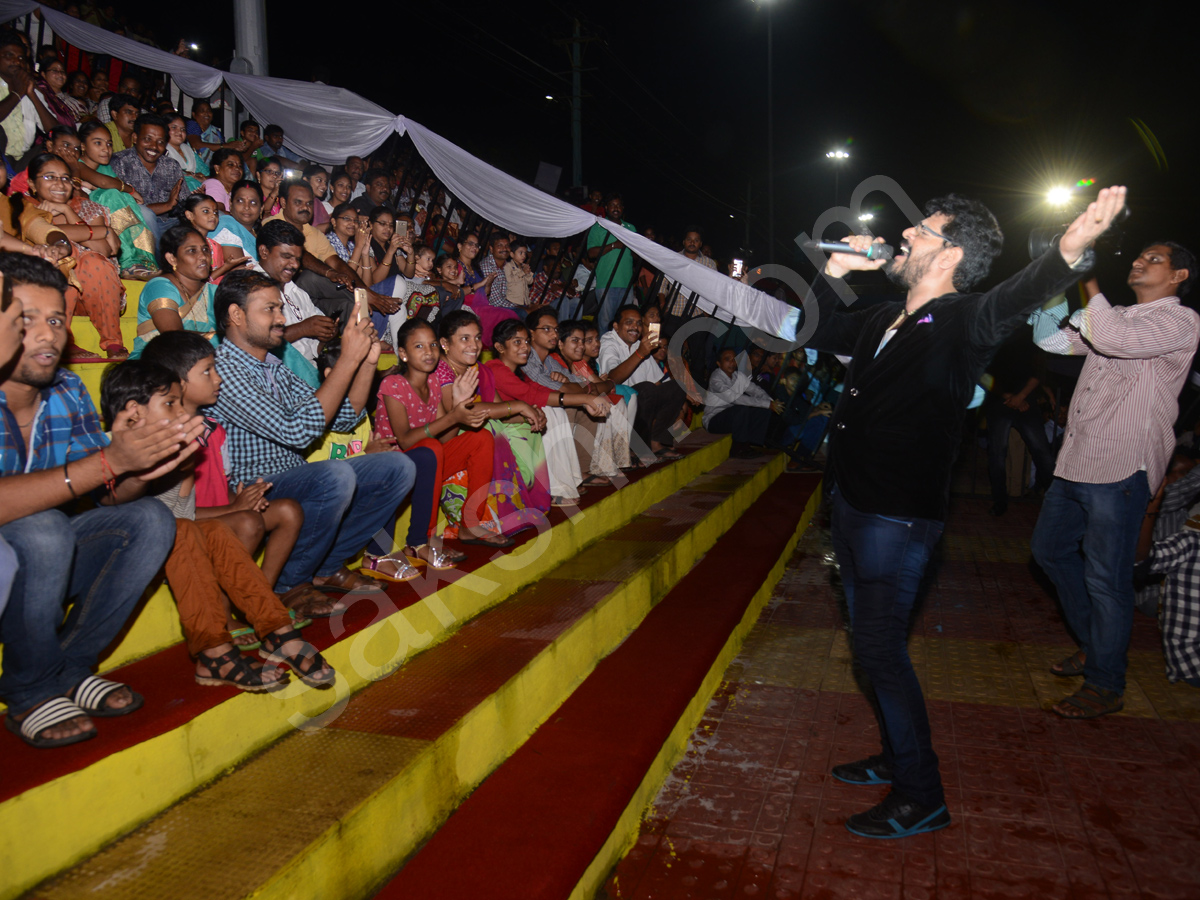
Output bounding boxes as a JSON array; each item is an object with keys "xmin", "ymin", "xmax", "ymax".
[{"xmin": 1031, "ymin": 242, "xmax": 1198, "ymax": 720}]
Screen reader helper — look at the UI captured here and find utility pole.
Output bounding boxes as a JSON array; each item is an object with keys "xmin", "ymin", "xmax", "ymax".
[
  {"xmin": 556, "ymin": 18, "xmax": 598, "ymax": 190},
  {"xmin": 232, "ymin": 0, "xmax": 268, "ymax": 76},
  {"xmin": 766, "ymin": 3, "xmax": 774, "ymax": 263}
]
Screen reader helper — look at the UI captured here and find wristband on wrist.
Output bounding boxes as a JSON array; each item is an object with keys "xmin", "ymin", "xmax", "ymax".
[
  {"xmin": 63, "ymin": 461, "xmax": 77, "ymax": 499},
  {"xmin": 423, "ymin": 424, "xmax": 433, "ymax": 439}
]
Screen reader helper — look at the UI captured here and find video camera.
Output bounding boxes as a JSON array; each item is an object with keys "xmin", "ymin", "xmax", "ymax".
[{"xmin": 1028, "ymin": 202, "xmax": 1132, "ymax": 261}]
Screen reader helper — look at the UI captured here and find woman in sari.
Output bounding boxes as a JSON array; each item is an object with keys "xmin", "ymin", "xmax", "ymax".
[
  {"xmin": 17, "ymin": 153, "xmax": 127, "ymax": 359},
  {"xmin": 185, "ymin": 100, "xmax": 242, "ymax": 168},
  {"xmin": 200, "ymin": 148, "xmax": 243, "ymax": 212},
  {"xmin": 34, "ymin": 60, "xmax": 79, "ymax": 127},
  {"xmin": 75, "ymin": 120, "xmax": 157, "ymax": 278},
  {"xmin": 165, "ymin": 112, "xmax": 209, "ymax": 194},
  {"xmin": 133, "ymin": 224, "xmax": 217, "ymax": 357},
  {"xmin": 61, "ymin": 71, "xmax": 90, "ymax": 122},
  {"xmin": 211, "ymin": 179, "xmax": 261, "ymax": 263},
  {"xmin": 435, "ymin": 310, "xmax": 549, "ymax": 536}
]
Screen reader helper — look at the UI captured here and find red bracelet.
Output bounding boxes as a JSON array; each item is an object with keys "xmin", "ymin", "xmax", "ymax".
[
  {"xmin": 86, "ymin": 224, "xmax": 94, "ymax": 241},
  {"xmin": 98, "ymin": 448, "xmax": 118, "ymax": 503}
]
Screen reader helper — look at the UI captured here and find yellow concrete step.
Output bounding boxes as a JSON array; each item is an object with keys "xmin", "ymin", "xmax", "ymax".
[
  {"xmin": 21, "ymin": 452, "xmax": 785, "ymax": 900},
  {"xmin": 0, "ymin": 434, "xmax": 731, "ymax": 900}
]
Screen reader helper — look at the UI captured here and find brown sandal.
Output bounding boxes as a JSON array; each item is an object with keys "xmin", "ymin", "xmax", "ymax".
[
  {"xmin": 1053, "ymin": 683, "xmax": 1123, "ymax": 719},
  {"xmin": 277, "ymin": 584, "xmax": 345, "ymax": 619},
  {"xmin": 1050, "ymin": 649, "xmax": 1086, "ymax": 677},
  {"xmin": 313, "ymin": 567, "xmax": 387, "ymax": 595}
]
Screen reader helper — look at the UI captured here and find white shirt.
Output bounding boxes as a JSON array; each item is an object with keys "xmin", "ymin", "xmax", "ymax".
[
  {"xmin": 251, "ymin": 261, "xmax": 324, "ymax": 363},
  {"xmin": 703, "ymin": 361, "xmax": 773, "ymax": 429},
  {"xmin": 597, "ymin": 329, "xmax": 663, "ymax": 386}
]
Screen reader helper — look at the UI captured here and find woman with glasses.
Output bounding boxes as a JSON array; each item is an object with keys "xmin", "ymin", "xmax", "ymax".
[
  {"xmin": 16, "ymin": 153, "xmax": 128, "ymax": 359},
  {"xmin": 325, "ymin": 201, "xmax": 374, "ymax": 280}
]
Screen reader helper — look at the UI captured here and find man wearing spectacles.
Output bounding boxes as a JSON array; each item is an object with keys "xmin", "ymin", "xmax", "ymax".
[{"xmin": 803, "ymin": 187, "xmax": 1128, "ymax": 840}]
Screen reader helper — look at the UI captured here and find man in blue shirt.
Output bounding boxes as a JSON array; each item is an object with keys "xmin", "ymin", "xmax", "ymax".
[
  {"xmin": 0, "ymin": 254, "xmax": 202, "ymax": 749},
  {"xmin": 211, "ymin": 269, "xmax": 415, "ymax": 606}
]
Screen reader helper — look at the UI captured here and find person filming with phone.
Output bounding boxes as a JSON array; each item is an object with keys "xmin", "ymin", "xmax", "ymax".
[{"xmin": 802, "ymin": 186, "xmax": 1127, "ymax": 840}]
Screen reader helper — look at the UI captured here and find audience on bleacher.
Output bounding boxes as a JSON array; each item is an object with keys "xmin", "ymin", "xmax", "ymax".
[
  {"xmin": 0, "ymin": 253, "xmax": 199, "ymax": 748},
  {"xmin": 8, "ymin": 16, "xmax": 1198, "ymax": 772}
]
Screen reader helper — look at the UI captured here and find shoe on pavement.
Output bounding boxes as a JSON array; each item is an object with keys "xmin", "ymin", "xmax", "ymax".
[
  {"xmin": 831, "ymin": 753, "xmax": 893, "ymax": 785},
  {"xmin": 845, "ymin": 790, "xmax": 950, "ymax": 839}
]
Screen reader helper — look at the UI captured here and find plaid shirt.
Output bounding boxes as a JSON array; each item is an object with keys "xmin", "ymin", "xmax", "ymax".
[
  {"xmin": 0, "ymin": 370, "xmax": 108, "ymax": 475},
  {"xmin": 1149, "ymin": 532, "xmax": 1200, "ymax": 684},
  {"xmin": 111, "ymin": 149, "xmax": 184, "ymax": 205},
  {"xmin": 522, "ymin": 347, "xmax": 586, "ymax": 390},
  {"xmin": 480, "ymin": 254, "xmax": 513, "ymax": 309},
  {"xmin": 663, "ymin": 251, "xmax": 717, "ymax": 317},
  {"xmin": 212, "ymin": 340, "xmax": 363, "ymax": 483}
]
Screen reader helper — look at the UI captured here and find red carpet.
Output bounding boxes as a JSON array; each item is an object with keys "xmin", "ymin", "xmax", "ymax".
[{"xmin": 376, "ymin": 473, "xmax": 820, "ymax": 899}]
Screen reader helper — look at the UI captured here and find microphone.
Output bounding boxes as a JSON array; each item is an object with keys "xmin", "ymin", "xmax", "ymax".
[{"xmin": 803, "ymin": 240, "xmax": 894, "ymax": 261}]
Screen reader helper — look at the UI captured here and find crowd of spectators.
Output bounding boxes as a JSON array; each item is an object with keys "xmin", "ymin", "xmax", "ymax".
[{"xmin": 0, "ymin": 20, "xmax": 835, "ymax": 750}]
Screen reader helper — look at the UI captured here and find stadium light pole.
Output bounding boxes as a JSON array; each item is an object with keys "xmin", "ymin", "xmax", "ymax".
[{"xmin": 826, "ymin": 148, "xmax": 850, "ymax": 207}]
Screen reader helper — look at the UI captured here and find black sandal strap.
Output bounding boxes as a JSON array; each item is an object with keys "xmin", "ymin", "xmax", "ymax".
[{"xmin": 197, "ymin": 649, "xmax": 268, "ymax": 687}]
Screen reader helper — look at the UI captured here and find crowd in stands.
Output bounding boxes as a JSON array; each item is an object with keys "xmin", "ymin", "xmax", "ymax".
[{"xmin": 0, "ymin": 22, "xmax": 831, "ymax": 750}]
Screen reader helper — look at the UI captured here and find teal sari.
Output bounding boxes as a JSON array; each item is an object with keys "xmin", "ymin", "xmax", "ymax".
[{"xmin": 86, "ymin": 163, "xmax": 157, "ymax": 271}]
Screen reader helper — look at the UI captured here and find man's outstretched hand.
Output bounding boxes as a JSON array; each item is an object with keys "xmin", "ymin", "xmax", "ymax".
[{"xmin": 1059, "ymin": 186, "xmax": 1127, "ymax": 266}]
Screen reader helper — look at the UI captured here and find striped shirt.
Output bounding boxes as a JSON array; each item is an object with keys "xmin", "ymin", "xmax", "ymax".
[{"xmin": 1036, "ymin": 293, "xmax": 1200, "ymax": 490}]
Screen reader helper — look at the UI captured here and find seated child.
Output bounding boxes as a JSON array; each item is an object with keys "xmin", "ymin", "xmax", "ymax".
[
  {"xmin": 100, "ymin": 360, "xmax": 335, "ymax": 690},
  {"xmin": 183, "ymin": 193, "xmax": 251, "ymax": 284},
  {"xmin": 374, "ymin": 318, "xmax": 500, "ymax": 567},
  {"xmin": 139, "ymin": 331, "xmax": 326, "ymax": 631}
]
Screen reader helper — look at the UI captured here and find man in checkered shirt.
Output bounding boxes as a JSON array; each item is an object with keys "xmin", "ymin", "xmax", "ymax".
[{"xmin": 1137, "ymin": 457, "xmax": 1200, "ymax": 687}]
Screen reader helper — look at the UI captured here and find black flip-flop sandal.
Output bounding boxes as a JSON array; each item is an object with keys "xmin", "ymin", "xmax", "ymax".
[
  {"xmin": 260, "ymin": 629, "xmax": 337, "ymax": 688},
  {"xmin": 5, "ymin": 697, "xmax": 95, "ymax": 749},
  {"xmin": 195, "ymin": 648, "xmax": 288, "ymax": 692},
  {"xmin": 69, "ymin": 674, "xmax": 144, "ymax": 718},
  {"xmin": 580, "ymin": 475, "xmax": 612, "ymax": 488}
]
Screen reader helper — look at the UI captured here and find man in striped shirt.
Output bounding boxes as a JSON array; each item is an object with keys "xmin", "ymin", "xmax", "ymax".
[{"xmin": 1032, "ymin": 242, "xmax": 1199, "ymax": 719}]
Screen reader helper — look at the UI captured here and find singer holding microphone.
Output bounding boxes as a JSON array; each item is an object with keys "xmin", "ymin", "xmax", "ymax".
[{"xmin": 804, "ymin": 187, "xmax": 1127, "ymax": 838}]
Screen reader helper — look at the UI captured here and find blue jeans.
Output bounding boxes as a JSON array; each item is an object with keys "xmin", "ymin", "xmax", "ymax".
[
  {"xmin": 593, "ymin": 285, "xmax": 632, "ymax": 334},
  {"xmin": 0, "ymin": 499, "xmax": 176, "ymax": 715},
  {"xmin": 0, "ymin": 536, "xmax": 16, "ymax": 623},
  {"xmin": 264, "ymin": 453, "xmax": 416, "ymax": 591},
  {"xmin": 831, "ymin": 491, "xmax": 945, "ymax": 809},
  {"xmin": 1031, "ymin": 472, "xmax": 1150, "ymax": 694}
]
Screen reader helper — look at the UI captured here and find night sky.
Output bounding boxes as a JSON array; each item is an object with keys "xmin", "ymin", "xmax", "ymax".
[{"xmin": 132, "ymin": 0, "xmax": 1197, "ymax": 294}]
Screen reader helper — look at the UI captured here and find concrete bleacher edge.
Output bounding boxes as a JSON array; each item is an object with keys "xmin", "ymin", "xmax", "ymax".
[{"xmin": 0, "ymin": 434, "xmax": 732, "ymax": 900}]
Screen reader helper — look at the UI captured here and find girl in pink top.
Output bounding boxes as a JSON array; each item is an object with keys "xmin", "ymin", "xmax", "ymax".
[{"xmin": 375, "ymin": 319, "xmax": 511, "ymax": 563}]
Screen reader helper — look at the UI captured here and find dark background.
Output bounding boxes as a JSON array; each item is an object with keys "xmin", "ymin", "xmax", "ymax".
[{"xmin": 131, "ymin": 0, "xmax": 1198, "ymax": 293}]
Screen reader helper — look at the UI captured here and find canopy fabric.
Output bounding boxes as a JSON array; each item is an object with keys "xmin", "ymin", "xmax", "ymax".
[{"xmin": 0, "ymin": 2, "xmax": 800, "ymax": 340}]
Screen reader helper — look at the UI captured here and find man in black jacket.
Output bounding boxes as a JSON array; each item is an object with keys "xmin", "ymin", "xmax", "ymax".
[{"xmin": 806, "ymin": 186, "xmax": 1127, "ymax": 839}]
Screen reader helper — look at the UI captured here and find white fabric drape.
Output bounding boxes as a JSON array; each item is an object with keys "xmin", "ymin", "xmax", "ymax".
[
  {"xmin": 406, "ymin": 120, "xmax": 799, "ymax": 340},
  {"xmin": 0, "ymin": 2, "xmax": 801, "ymax": 339}
]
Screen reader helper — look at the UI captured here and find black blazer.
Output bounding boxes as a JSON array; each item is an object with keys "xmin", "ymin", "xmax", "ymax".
[{"xmin": 806, "ymin": 243, "xmax": 1085, "ymax": 520}]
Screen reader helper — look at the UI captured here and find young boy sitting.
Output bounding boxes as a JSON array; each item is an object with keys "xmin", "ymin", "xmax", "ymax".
[
  {"xmin": 139, "ymin": 332, "xmax": 333, "ymax": 629},
  {"xmin": 100, "ymin": 360, "xmax": 335, "ymax": 690}
]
